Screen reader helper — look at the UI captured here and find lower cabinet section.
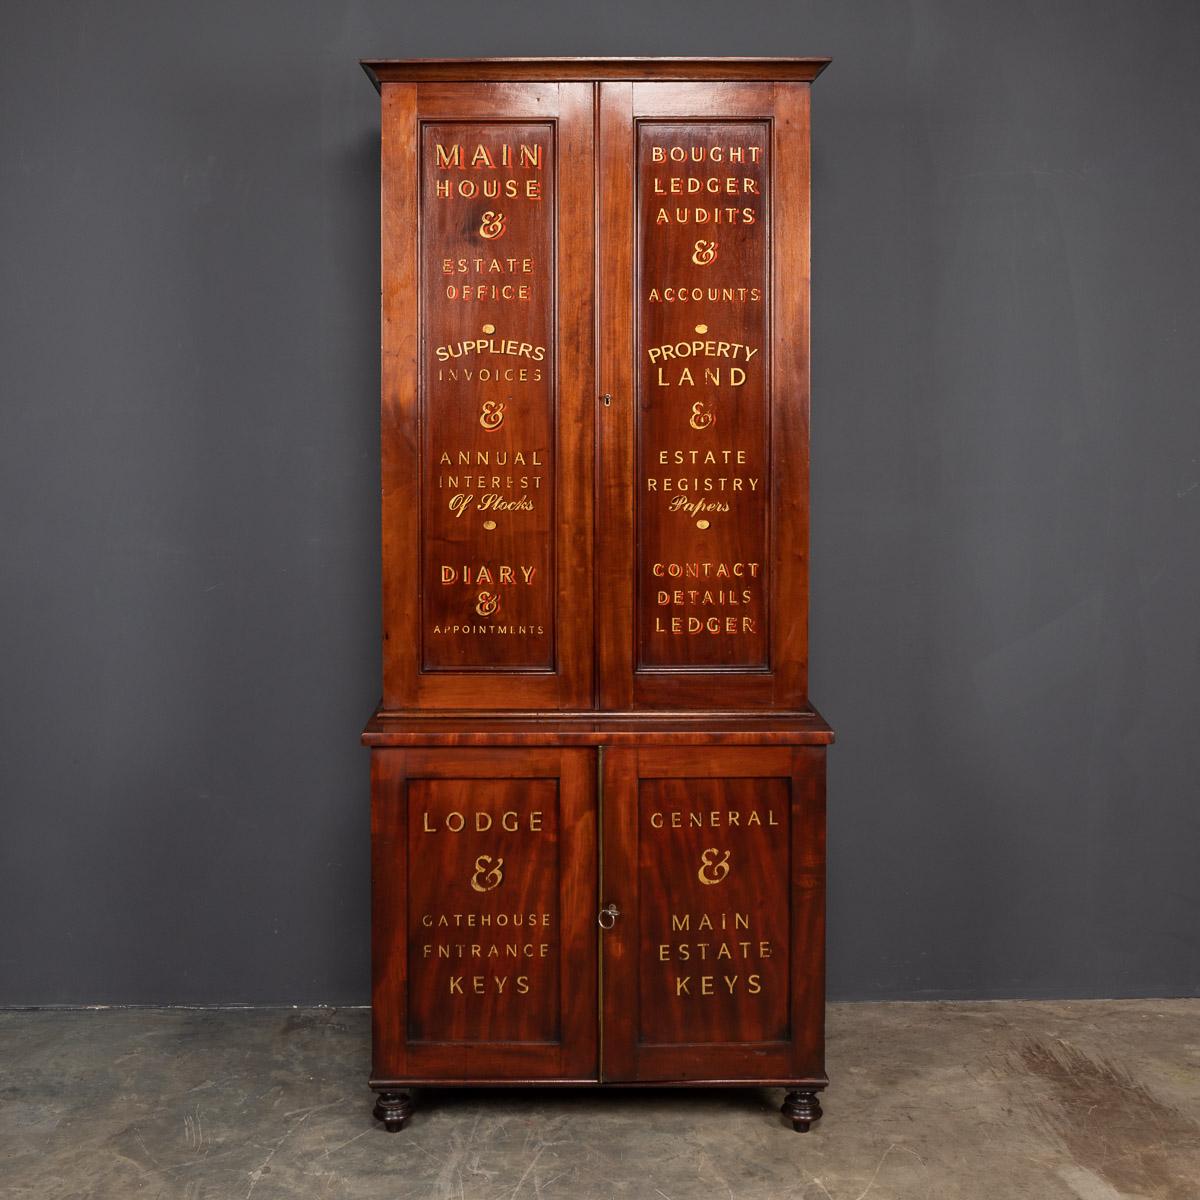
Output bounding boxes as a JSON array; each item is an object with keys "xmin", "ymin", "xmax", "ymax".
[{"xmin": 369, "ymin": 736, "xmax": 827, "ymax": 1131}]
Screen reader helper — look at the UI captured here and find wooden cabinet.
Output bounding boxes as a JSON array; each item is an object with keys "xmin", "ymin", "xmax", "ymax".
[{"xmin": 361, "ymin": 57, "xmax": 833, "ymax": 1133}]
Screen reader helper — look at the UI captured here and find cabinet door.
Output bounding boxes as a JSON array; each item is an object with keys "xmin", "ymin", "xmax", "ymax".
[
  {"xmin": 596, "ymin": 82, "xmax": 813, "ymax": 709},
  {"xmin": 379, "ymin": 81, "xmax": 594, "ymax": 710},
  {"xmin": 372, "ymin": 748, "xmax": 597, "ymax": 1082},
  {"xmin": 600, "ymin": 746, "xmax": 825, "ymax": 1083}
]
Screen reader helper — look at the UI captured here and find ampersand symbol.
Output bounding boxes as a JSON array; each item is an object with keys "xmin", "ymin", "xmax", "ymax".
[
  {"xmin": 475, "ymin": 591, "xmax": 499, "ymax": 617},
  {"xmin": 479, "ymin": 210, "xmax": 506, "ymax": 240},
  {"xmin": 479, "ymin": 399, "xmax": 506, "ymax": 431},
  {"xmin": 470, "ymin": 854, "xmax": 504, "ymax": 892},
  {"xmin": 697, "ymin": 848, "xmax": 731, "ymax": 886},
  {"xmin": 689, "ymin": 400, "xmax": 715, "ymax": 430},
  {"xmin": 691, "ymin": 239, "xmax": 718, "ymax": 266}
]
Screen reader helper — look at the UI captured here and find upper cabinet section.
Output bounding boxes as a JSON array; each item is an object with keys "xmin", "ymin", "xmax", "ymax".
[
  {"xmin": 378, "ymin": 82, "xmax": 595, "ymax": 711},
  {"xmin": 369, "ymin": 64, "xmax": 823, "ymax": 714}
]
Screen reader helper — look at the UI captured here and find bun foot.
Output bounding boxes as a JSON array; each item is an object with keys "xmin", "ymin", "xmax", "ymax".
[
  {"xmin": 781, "ymin": 1089, "xmax": 823, "ymax": 1132},
  {"xmin": 373, "ymin": 1090, "xmax": 414, "ymax": 1132}
]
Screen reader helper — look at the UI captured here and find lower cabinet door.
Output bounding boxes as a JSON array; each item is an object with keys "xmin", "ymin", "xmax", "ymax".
[
  {"xmin": 372, "ymin": 748, "xmax": 598, "ymax": 1082},
  {"xmin": 600, "ymin": 746, "xmax": 826, "ymax": 1083}
]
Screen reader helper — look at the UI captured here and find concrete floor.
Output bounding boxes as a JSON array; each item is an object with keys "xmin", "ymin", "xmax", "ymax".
[{"xmin": 1, "ymin": 1001, "xmax": 1198, "ymax": 1199}]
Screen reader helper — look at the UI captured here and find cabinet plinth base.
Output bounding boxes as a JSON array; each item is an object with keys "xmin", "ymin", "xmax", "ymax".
[
  {"xmin": 372, "ymin": 1090, "xmax": 414, "ymax": 1132},
  {"xmin": 368, "ymin": 732, "xmax": 830, "ymax": 1134},
  {"xmin": 781, "ymin": 1089, "xmax": 824, "ymax": 1132}
]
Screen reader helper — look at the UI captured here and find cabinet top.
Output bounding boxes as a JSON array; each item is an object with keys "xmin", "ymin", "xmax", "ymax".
[{"xmin": 361, "ymin": 56, "xmax": 831, "ymax": 90}]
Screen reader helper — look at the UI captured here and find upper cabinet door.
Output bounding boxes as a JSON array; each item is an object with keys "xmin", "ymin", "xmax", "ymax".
[
  {"xmin": 379, "ymin": 82, "xmax": 594, "ymax": 710},
  {"xmin": 597, "ymin": 82, "xmax": 813, "ymax": 711}
]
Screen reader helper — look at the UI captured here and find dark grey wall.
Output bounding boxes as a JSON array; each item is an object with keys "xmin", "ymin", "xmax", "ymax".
[{"xmin": 2, "ymin": 0, "xmax": 1197, "ymax": 1005}]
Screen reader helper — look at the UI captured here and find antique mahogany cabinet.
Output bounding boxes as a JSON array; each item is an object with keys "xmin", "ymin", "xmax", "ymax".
[{"xmin": 360, "ymin": 57, "xmax": 833, "ymax": 1133}]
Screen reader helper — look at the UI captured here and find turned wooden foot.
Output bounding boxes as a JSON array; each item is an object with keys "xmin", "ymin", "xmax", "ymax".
[
  {"xmin": 781, "ymin": 1089, "xmax": 823, "ymax": 1132},
  {"xmin": 373, "ymin": 1090, "xmax": 414, "ymax": 1132}
]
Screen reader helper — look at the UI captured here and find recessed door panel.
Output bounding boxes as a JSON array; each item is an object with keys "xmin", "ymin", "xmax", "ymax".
[
  {"xmin": 419, "ymin": 121, "xmax": 557, "ymax": 673},
  {"xmin": 636, "ymin": 121, "xmax": 771, "ymax": 670},
  {"xmin": 635, "ymin": 775, "xmax": 789, "ymax": 1043},
  {"xmin": 405, "ymin": 775, "xmax": 561, "ymax": 1042}
]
